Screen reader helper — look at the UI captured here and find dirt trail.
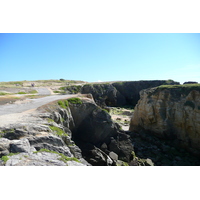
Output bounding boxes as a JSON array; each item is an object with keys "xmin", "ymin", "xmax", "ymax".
[{"xmin": 0, "ymin": 94, "xmax": 76, "ymax": 128}]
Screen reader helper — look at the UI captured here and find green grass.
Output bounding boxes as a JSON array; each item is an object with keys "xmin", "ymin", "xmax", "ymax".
[
  {"xmin": 1, "ymin": 156, "xmax": 9, "ymax": 163},
  {"xmin": 53, "ymin": 90, "xmax": 61, "ymax": 93},
  {"xmin": 33, "ymin": 148, "xmax": 80, "ymax": 163},
  {"xmin": 47, "ymin": 118, "xmax": 55, "ymax": 123},
  {"xmin": 59, "ymin": 87, "xmax": 66, "ymax": 91},
  {"xmin": 0, "ymin": 92, "xmax": 9, "ymax": 95},
  {"xmin": 17, "ymin": 92, "xmax": 27, "ymax": 94},
  {"xmin": 57, "ymin": 100, "xmax": 69, "ymax": 109},
  {"xmin": 158, "ymin": 83, "xmax": 200, "ymax": 89},
  {"xmin": 157, "ymin": 84, "xmax": 200, "ymax": 96},
  {"xmin": 102, "ymin": 109, "xmax": 109, "ymax": 113},
  {"xmin": 1, "ymin": 152, "xmax": 20, "ymax": 164},
  {"xmin": 29, "ymin": 90, "xmax": 38, "ymax": 94},
  {"xmin": 68, "ymin": 97, "xmax": 82, "ymax": 104},
  {"xmin": 49, "ymin": 125, "xmax": 68, "ymax": 137}
]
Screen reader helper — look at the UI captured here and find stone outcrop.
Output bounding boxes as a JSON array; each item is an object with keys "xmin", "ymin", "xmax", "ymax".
[
  {"xmin": 130, "ymin": 84, "xmax": 200, "ymax": 156},
  {"xmin": 80, "ymin": 83, "xmax": 126, "ymax": 107},
  {"xmin": 80, "ymin": 80, "xmax": 179, "ymax": 107},
  {"xmin": 0, "ymin": 96, "xmax": 134, "ymax": 166}
]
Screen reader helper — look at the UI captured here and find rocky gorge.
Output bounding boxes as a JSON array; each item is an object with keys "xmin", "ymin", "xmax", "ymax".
[
  {"xmin": 64, "ymin": 80, "xmax": 180, "ymax": 107},
  {"xmin": 1, "ymin": 80, "xmax": 200, "ymax": 166},
  {"xmin": 0, "ymin": 95, "xmax": 137, "ymax": 166}
]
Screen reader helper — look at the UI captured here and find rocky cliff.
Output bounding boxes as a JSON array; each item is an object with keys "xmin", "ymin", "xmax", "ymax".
[
  {"xmin": 130, "ymin": 84, "xmax": 200, "ymax": 156},
  {"xmin": 0, "ymin": 96, "xmax": 135, "ymax": 166},
  {"xmin": 72, "ymin": 80, "xmax": 179, "ymax": 107}
]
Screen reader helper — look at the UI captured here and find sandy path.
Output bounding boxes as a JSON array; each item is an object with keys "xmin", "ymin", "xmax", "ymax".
[{"xmin": 0, "ymin": 94, "xmax": 76, "ymax": 128}]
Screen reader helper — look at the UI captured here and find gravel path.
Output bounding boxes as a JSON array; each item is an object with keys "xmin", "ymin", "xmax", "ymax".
[
  {"xmin": 0, "ymin": 95, "xmax": 74, "ymax": 116},
  {"xmin": 0, "ymin": 94, "xmax": 76, "ymax": 128},
  {"xmin": 35, "ymin": 87, "xmax": 52, "ymax": 95}
]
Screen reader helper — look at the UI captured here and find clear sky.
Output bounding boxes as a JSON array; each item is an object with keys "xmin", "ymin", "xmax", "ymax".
[{"xmin": 0, "ymin": 33, "xmax": 200, "ymax": 84}]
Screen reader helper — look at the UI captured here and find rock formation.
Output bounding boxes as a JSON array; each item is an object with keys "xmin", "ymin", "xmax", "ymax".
[
  {"xmin": 0, "ymin": 96, "xmax": 135, "ymax": 166},
  {"xmin": 77, "ymin": 80, "xmax": 179, "ymax": 107},
  {"xmin": 130, "ymin": 84, "xmax": 200, "ymax": 156}
]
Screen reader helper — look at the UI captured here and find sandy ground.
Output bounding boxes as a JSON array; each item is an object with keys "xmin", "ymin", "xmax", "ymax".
[
  {"xmin": 109, "ymin": 108, "xmax": 133, "ymax": 131},
  {"xmin": 0, "ymin": 93, "xmax": 77, "ymax": 128}
]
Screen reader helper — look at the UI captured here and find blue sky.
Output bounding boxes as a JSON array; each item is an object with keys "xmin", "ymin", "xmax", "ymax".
[{"xmin": 0, "ymin": 33, "xmax": 200, "ymax": 84}]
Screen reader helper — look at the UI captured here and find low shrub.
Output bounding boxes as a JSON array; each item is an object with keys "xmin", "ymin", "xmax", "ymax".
[
  {"xmin": 17, "ymin": 92, "xmax": 26, "ymax": 94},
  {"xmin": 0, "ymin": 92, "xmax": 9, "ymax": 95},
  {"xmin": 58, "ymin": 100, "xmax": 69, "ymax": 109},
  {"xmin": 29, "ymin": 90, "xmax": 37, "ymax": 94},
  {"xmin": 68, "ymin": 97, "xmax": 82, "ymax": 104},
  {"xmin": 33, "ymin": 148, "xmax": 80, "ymax": 163},
  {"xmin": 49, "ymin": 126, "xmax": 68, "ymax": 137}
]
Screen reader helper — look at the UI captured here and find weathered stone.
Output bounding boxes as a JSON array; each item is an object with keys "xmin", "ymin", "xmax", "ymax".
[
  {"xmin": 109, "ymin": 151, "xmax": 118, "ymax": 161},
  {"xmin": 145, "ymin": 158, "xmax": 154, "ymax": 166},
  {"xmin": 0, "ymin": 138, "xmax": 11, "ymax": 156},
  {"xmin": 69, "ymin": 99, "xmax": 118, "ymax": 145},
  {"xmin": 130, "ymin": 86, "xmax": 200, "ymax": 156},
  {"xmin": 10, "ymin": 138, "xmax": 32, "ymax": 153},
  {"xmin": 4, "ymin": 152, "xmax": 85, "ymax": 166}
]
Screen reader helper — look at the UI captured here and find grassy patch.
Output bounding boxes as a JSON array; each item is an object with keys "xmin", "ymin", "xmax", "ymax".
[
  {"xmin": 68, "ymin": 97, "xmax": 82, "ymax": 104},
  {"xmin": 17, "ymin": 91, "xmax": 27, "ymax": 94},
  {"xmin": 57, "ymin": 100, "xmax": 69, "ymax": 109},
  {"xmin": 53, "ymin": 90, "xmax": 61, "ymax": 93},
  {"xmin": 49, "ymin": 126, "xmax": 68, "ymax": 137},
  {"xmin": 29, "ymin": 90, "xmax": 38, "ymax": 94},
  {"xmin": 1, "ymin": 156, "xmax": 9, "ymax": 163},
  {"xmin": 156, "ymin": 84, "xmax": 200, "ymax": 97},
  {"xmin": 64, "ymin": 85, "xmax": 82, "ymax": 94},
  {"xmin": 47, "ymin": 118, "xmax": 55, "ymax": 123},
  {"xmin": 0, "ymin": 92, "xmax": 9, "ymax": 95},
  {"xmin": 1, "ymin": 152, "xmax": 20, "ymax": 164},
  {"xmin": 59, "ymin": 87, "xmax": 66, "ymax": 91},
  {"xmin": 102, "ymin": 109, "xmax": 109, "ymax": 113},
  {"xmin": 33, "ymin": 148, "xmax": 80, "ymax": 163}
]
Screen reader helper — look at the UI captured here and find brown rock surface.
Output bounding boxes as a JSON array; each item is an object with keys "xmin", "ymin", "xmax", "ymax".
[{"xmin": 129, "ymin": 85, "xmax": 200, "ymax": 156}]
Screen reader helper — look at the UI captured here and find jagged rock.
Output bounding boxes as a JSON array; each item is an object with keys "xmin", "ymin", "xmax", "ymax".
[
  {"xmin": 3, "ymin": 152, "xmax": 86, "ymax": 166},
  {"xmin": 0, "ymin": 96, "xmax": 135, "ymax": 166},
  {"xmin": 101, "ymin": 143, "xmax": 108, "ymax": 151},
  {"xmin": 89, "ymin": 146, "xmax": 113, "ymax": 166},
  {"xmin": 81, "ymin": 83, "xmax": 126, "ymax": 107},
  {"xmin": 58, "ymin": 107, "xmax": 75, "ymax": 129},
  {"xmin": 27, "ymin": 135, "xmax": 72, "ymax": 157},
  {"xmin": 108, "ymin": 133, "xmax": 133, "ymax": 162},
  {"xmin": 130, "ymin": 85, "xmax": 200, "ymax": 156},
  {"xmin": 109, "ymin": 151, "xmax": 118, "ymax": 161},
  {"xmin": 51, "ymin": 111, "xmax": 63, "ymax": 124},
  {"xmin": 10, "ymin": 138, "xmax": 32, "ymax": 153},
  {"xmin": 69, "ymin": 99, "xmax": 118, "ymax": 145},
  {"xmin": 0, "ymin": 138, "xmax": 11, "ymax": 156},
  {"xmin": 145, "ymin": 158, "xmax": 154, "ymax": 166},
  {"xmin": 28, "ymin": 135, "xmax": 65, "ymax": 147},
  {"xmin": 81, "ymin": 80, "xmax": 179, "ymax": 107}
]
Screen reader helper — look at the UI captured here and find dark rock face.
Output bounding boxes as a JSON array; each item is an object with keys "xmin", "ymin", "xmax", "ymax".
[
  {"xmin": 81, "ymin": 83, "xmax": 126, "ymax": 107},
  {"xmin": 66, "ymin": 99, "xmax": 134, "ymax": 165},
  {"xmin": 69, "ymin": 101, "xmax": 118, "ymax": 145},
  {"xmin": 183, "ymin": 81, "xmax": 198, "ymax": 84},
  {"xmin": 81, "ymin": 80, "xmax": 179, "ymax": 107}
]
